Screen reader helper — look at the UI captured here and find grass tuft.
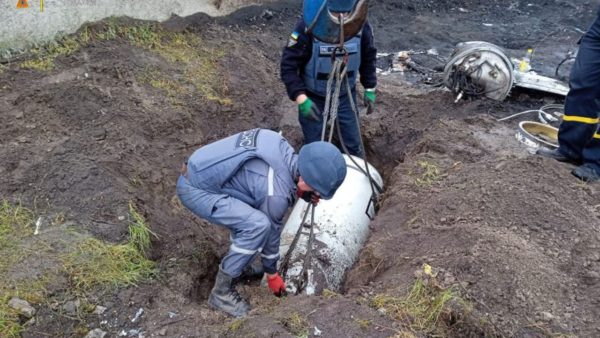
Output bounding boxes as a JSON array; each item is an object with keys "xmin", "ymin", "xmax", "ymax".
[
  {"xmin": 128, "ymin": 201, "xmax": 157, "ymax": 255},
  {"xmin": 227, "ymin": 318, "xmax": 246, "ymax": 332},
  {"xmin": 63, "ymin": 237, "xmax": 155, "ymax": 291},
  {"xmin": 0, "ymin": 201, "xmax": 38, "ymax": 337},
  {"xmin": 20, "ymin": 36, "xmax": 80, "ymax": 71},
  {"xmin": 415, "ymin": 160, "xmax": 441, "ymax": 186},
  {"xmin": 280, "ymin": 312, "xmax": 309, "ymax": 337},
  {"xmin": 371, "ymin": 278, "xmax": 457, "ymax": 334}
]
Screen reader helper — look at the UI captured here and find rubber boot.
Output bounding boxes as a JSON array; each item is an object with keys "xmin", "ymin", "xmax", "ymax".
[
  {"xmin": 208, "ymin": 268, "xmax": 250, "ymax": 317},
  {"xmin": 572, "ymin": 164, "xmax": 600, "ymax": 182}
]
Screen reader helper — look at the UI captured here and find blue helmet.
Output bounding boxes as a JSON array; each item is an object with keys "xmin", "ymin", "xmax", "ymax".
[
  {"xmin": 303, "ymin": 0, "xmax": 369, "ymax": 44},
  {"xmin": 298, "ymin": 142, "xmax": 347, "ymax": 199}
]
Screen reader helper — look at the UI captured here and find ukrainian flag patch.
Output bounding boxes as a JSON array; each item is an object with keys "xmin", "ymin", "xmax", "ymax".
[{"xmin": 287, "ymin": 31, "xmax": 299, "ymax": 47}]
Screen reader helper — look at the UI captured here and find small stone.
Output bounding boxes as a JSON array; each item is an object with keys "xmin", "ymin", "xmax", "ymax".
[
  {"xmin": 540, "ymin": 311, "xmax": 554, "ymax": 322},
  {"xmin": 84, "ymin": 329, "xmax": 107, "ymax": 338},
  {"xmin": 261, "ymin": 9, "xmax": 273, "ymax": 20},
  {"xmin": 157, "ymin": 328, "xmax": 167, "ymax": 336},
  {"xmin": 92, "ymin": 128, "xmax": 106, "ymax": 141},
  {"xmin": 93, "ymin": 305, "xmax": 107, "ymax": 315},
  {"xmin": 8, "ymin": 298, "xmax": 36, "ymax": 318},
  {"xmin": 63, "ymin": 300, "xmax": 79, "ymax": 315},
  {"xmin": 583, "ymin": 271, "xmax": 600, "ymax": 285}
]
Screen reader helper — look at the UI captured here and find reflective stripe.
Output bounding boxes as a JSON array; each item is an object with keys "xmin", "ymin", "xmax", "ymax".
[
  {"xmin": 594, "ymin": 133, "xmax": 600, "ymax": 139},
  {"xmin": 261, "ymin": 252, "xmax": 280, "ymax": 260},
  {"xmin": 267, "ymin": 166, "xmax": 274, "ymax": 196},
  {"xmin": 230, "ymin": 244, "xmax": 256, "ymax": 255},
  {"xmin": 562, "ymin": 115, "xmax": 600, "ymax": 124}
]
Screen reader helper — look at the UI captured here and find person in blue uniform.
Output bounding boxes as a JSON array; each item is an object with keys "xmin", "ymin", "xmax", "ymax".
[
  {"xmin": 537, "ymin": 7, "xmax": 600, "ymax": 182},
  {"xmin": 280, "ymin": 0, "xmax": 377, "ymax": 157},
  {"xmin": 176, "ymin": 129, "xmax": 347, "ymax": 317}
]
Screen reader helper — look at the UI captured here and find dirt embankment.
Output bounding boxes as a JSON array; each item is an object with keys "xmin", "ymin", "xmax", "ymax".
[{"xmin": 1, "ymin": 0, "xmax": 599, "ymax": 337}]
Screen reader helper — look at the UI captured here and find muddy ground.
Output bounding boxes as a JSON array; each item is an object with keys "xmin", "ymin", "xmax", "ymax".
[{"xmin": 1, "ymin": 0, "xmax": 600, "ymax": 337}]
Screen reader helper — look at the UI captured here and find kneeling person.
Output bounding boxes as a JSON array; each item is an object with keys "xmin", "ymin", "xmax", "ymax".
[{"xmin": 176, "ymin": 128, "xmax": 347, "ymax": 317}]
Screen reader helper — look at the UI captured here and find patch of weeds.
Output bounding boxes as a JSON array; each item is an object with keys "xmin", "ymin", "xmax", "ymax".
[
  {"xmin": 371, "ymin": 278, "xmax": 458, "ymax": 335},
  {"xmin": 136, "ymin": 68, "xmax": 189, "ymax": 102},
  {"xmin": 415, "ymin": 160, "xmax": 441, "ymax": 186},
  {"xmin": 62, "ymin": 236, "xmax": 156, "ymax": 291},
  {"xmin": 62, "ymin": 202, "xmax": 157, "ymax": 291},
  {"xmin": 20, "ymin": 36, "xmax": 80, "ymax": 71},
  {"xmin": 0, "ymin": 201, "xmax": 42, "ymax": 338},
  {"xmin": 280, "ymin": 312, "xmax": 309, "ymax": 337},
  {"xmin": 227, "ymin": 318, "xmax": 246, "ymax": 332},
  {"xmin": 128, "ymin": 201, "xmax": 157, "ymax": 255},
  {"xmin": 322, "ymin": 289, "xmax": 338, "ymax": 299},
  {"xmin": 354, "ymin": 318, "xmax": 371, "ymax": 329},
  {"xmin": 0, "ymin": 63, "xmax": 6, "ymax": 75}
]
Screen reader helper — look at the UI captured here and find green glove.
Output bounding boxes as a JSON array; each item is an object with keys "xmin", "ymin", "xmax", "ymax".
[
  {"xmin": 298, "ymin": 98, "xmax": 321, "ymax": 122},
  {"xmin": 364, "ymin": 88, "xmax": 376, "ymax": 115}
]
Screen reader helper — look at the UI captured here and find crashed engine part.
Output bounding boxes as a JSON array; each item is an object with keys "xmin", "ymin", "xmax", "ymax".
[
  {"xmin": 444, "ymin": 41, "xmax": 570, "ymax": 101},
  {"xmin": 278, "ymin": 155, "xmax": 383, "ymax": 295},
  {"xmin": 516, "ymin": 121, "xmax": 559, "ymax": 152},
  {"xmin": 513, "ymin": 70, "xmax": 569, "ymax": 96},
  {"xmin": 443, "ymin": 41, "xmax": 514, "ymax": 101}
]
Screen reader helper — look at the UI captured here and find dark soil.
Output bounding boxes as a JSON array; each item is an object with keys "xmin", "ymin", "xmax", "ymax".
[{"xmin": 1, "ymin": 0, "xmax": 599, "ymax": 337}]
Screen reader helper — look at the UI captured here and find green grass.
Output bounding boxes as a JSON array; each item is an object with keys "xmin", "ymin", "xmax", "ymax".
[
  {"xmin": 280, "ymin": 312, "xmax": 309, "ymax": 337},
  {"xmin": 20, "ymin": 36, "xmax": 80, "ymax": 71},
  {"xmin": 128, "ymin": 201, "xmax": 157, "ymax": 255},
  {"xmin": 0, "ymin": 200, "xmax": 157, "ymax": 337},
  {"xmin": 63, "ymin": 202, "xmax": 156, "ymax": 290},
  {"xmin": 0, "ymin": 201, "xmax": 38, "ymax": 337},
  {"xmin": 371, "ymin": 278, "xmax": 458, "ymax": 335}
]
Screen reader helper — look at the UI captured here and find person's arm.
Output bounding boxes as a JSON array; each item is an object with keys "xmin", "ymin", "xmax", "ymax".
[
  {"xmin": 260, "ymin": 197, "xmax": 291, "ymax": 275},
  {"xmin": 281, "ymin": 20, "xmax": 313, "ymax": 102},
  {"xmin": 359, "ymin": 21, "xmax": 377, "ymax": 90}
]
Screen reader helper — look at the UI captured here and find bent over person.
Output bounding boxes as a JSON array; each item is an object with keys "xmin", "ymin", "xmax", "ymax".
[
  {"xmin": 176, "ymin": 129, "xmax": 347, "ymax": 317},
  {"xmin": 537, "ymin": 7, "xmax": 600, "ymax": 182}
]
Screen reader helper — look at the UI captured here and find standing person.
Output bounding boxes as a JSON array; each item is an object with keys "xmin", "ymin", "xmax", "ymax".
[
  {"xmin": 280, "ymin": 0, "xmax": 377, "ymax": 158},
  {"xmin": 537, "ymin": 7, "xmax": 600, "ymax": 182},
  {"xmin": 176, "ymin": 128, "xmax": 347, "ymax": 317}
]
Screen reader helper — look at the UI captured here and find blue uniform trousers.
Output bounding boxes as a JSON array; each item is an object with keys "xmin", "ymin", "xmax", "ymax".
[
  {"xmin": 176, "ymin": 175, "xmax": 281, "ymax": 278},
  {"xmin": 558, "ymin": 12, "xmax": 600, "ymax": 173},
  {"xmin": 299, "ymin": 91, "xmax": 363, "ymax": 157}
]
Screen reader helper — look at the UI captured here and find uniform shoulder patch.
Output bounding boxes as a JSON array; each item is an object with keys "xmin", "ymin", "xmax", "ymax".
[{"xmin": 236, "ymin": 128, "xmax": 260, "ymax": 148}]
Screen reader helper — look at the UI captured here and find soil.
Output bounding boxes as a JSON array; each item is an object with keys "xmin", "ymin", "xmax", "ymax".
[{"xmin": 1, "ymin": 0, "xmax": 600, "ymax": 337}]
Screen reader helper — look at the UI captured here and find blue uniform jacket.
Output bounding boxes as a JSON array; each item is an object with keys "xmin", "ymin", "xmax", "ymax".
[{"xmin": 280, "ymin": 19, "xmax": 378, "ymax": 101}]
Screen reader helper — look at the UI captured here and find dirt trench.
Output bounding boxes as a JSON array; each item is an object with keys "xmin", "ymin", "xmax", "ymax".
[{"xmin": 1, "ymin": 0, "xmax": 600, "ymax": 337}]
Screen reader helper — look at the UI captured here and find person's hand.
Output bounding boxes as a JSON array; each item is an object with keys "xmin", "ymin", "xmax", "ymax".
[
  {"xmin": 297, "ymin": 189, "xmax": 320, "ymax": 205},
  {"xmin": 364, "ymin": 88, "xmax": 376, "ymax": 115},
  {"xmin": 298, "ymin": 97, "xmax": 321, "ymax": 122},
  {"xmin": 267, "ymin": 273, "xmax": 286, "ymax": 297}
]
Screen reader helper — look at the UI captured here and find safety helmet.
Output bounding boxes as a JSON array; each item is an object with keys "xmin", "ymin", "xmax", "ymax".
[
  {"xmin": 298, "ymin": 141, "xmax": 347, "ymax": 200},
  {"xmin": 303, "ymin": 0, "xmax": 369, "ymax": 44}
]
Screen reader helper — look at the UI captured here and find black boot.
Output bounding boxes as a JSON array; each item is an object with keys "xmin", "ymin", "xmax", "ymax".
[
  {"xmin": 208, "ymin": 268, "xmax": 250, "ymax": 317},
  {"xmin": 536, "ymin": 147, "xmax": 581, "ymax": 165},
  {"xmin": 572, "ymin": 164, "xmax": 600, "ymax": 182}
]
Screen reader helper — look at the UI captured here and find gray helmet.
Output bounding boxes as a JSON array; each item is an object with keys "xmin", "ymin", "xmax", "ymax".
[{"xmin": 298, "ymin": 142, "xmax": 347, "ymax": 199}]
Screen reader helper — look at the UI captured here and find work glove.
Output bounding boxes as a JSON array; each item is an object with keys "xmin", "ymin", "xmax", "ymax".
[
  {"xmin": 298, "ymin": 97, "xmax": 321, "ymax": 122},
  {"xmin": 267, "ymin": 273, "xmax": 286, "ymax": 297},
  {"xmin": 364, "ymin": 88, "xmax": 376, "ymax": 115},
  {"xmin": 297, "ymin": 188, "xmax": 320, "ymax": 205}
]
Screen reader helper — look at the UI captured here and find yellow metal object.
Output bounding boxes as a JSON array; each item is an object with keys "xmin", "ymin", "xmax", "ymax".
[{"xmin": 517, "ymin": 121, "xmax": 559, "ymax": 149}]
